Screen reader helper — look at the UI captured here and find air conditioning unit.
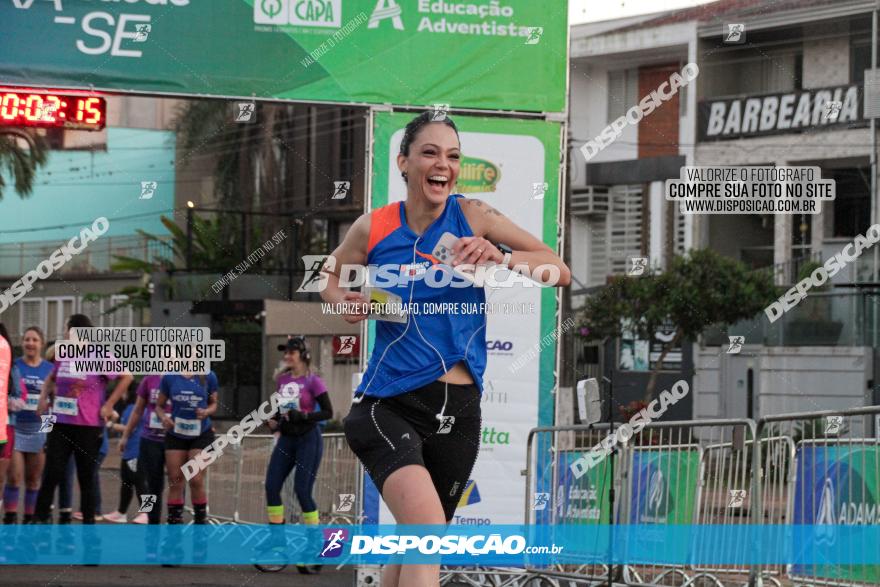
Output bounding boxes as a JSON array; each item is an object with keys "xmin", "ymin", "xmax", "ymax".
[{"xmin": 570, "ymin": 186, "xmax": 610, "ymax": 217}]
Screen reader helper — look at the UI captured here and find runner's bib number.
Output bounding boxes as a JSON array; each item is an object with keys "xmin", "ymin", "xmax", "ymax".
[
  {"xmin": 148, "ymin": 411, "xmax": 163, "ymax": 429},
  {"xmin": 174, "ymin": 417, "xmax": 200, "ymax": 437},
  {"xmin": 25, "ymin": 396, "xmax": 39, "ymax": 411},
  {"xmin": 54, "ymin": 397, "xmax": 78, "ymax": 416}
]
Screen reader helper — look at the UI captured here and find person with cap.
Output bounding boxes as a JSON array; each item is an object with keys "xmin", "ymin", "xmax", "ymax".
[{"xmin": 264, "ymin": 335, "xmax": 333, "ymax": 575}]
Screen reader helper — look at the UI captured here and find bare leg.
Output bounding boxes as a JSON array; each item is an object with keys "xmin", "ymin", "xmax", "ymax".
[
  {"xmin": 0, "ymin": 458, "xmax": 10, "ymax": 500},
  {"xmin": 24, "ymin": 451, "xmax": 46, "ymax": 490},
  {"xmin": 164, "ymin": 450, "xmax": 187, "ymax": 505},
  {"xmin": 380, "ymin": 464, "xmax": 446, "ymax": 587}
]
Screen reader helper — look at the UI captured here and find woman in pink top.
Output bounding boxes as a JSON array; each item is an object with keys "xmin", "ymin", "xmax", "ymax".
[{"xmin": 34, "ymin": 314, "xmax": 132, "ymax": 524}]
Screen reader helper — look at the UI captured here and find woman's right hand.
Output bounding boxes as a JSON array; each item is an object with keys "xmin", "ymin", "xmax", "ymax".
[
  {"xmin": 267, "ymin": 418, "xmax": 278, "ymax": 432},
  {"xmin": 118, "ymin": 436, "xmax": 127, "ymax": 454},
  {"xmin": 36, "ymin": 398, "xmax": 47, "ymax": 417},
  {"xmin": 340, "ymin": 291, "xmax": 370, "ymax": 324},
  {"xmin": 162, "ymin": 415, "xmax": 174, "ymax": 431}
]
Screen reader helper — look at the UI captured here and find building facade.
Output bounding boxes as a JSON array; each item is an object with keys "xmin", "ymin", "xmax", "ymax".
[{"xmin": 569, "ymin": 0, "xmax": 879, "ymax": 419}]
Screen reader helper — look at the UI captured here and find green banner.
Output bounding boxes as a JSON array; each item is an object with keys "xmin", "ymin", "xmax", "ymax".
[
  {"xmin": 627, "ymin": 447, "xmax": 701, "ymax": 525},
  {"xmin": 0, "ymin": 0, "xmax": 566, "ymax": 113},
  {"xmin": 554, "ymin": 451, "xmax": 612, "ymax": 524}
]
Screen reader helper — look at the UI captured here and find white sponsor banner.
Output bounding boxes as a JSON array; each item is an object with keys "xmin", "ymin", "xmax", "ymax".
[{"xmin": 372, "ymin": 127, "xmax": 547, "ymax": 525}]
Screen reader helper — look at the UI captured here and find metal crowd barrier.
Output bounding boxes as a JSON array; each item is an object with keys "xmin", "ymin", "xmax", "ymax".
[
  {"xmin": 525, "ymin": 419, "xmax": 759, "ymax": 587},
  {"xmin": 201, "ymin": 432, "xmax": 363, "ymax": 525},
  {"xmin": 756, "ymin": 405, "xmax": 880, "ymax": 587},
  {"xmin": 523, "ymin": 405, "xmax": 880, "ymax": 587}
]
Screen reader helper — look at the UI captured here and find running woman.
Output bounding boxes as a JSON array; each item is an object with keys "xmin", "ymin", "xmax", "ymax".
[
  {"xmin": 5, "ymin": 326, "xmax": 51, "ymax": 524},
  {"xmin": 34, "ymin": 314, "xmax": 134, "ymax": 524},
  {"xmin": 264, "ymin": 336, "xmax": 333, "ymax": 574},
  {"xmin": 322, "ymin": 112, "xmax": 570, "ymax": 586},
  {"xmin": 154, "ymin": 370, "xmax": 218, "ymax": 524},
  {"xmin": 119, "ymin": 374, "xmax": 167, "ymax": 524}
]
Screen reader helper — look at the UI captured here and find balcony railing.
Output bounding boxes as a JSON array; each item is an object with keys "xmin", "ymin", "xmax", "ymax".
[
  {"xmin": 705, "ymin": 291, "xmax": 872, "ymax": 347},
  {"xmin": 0, "ymin": 235, "xmax": 173, "ymax": 278}
]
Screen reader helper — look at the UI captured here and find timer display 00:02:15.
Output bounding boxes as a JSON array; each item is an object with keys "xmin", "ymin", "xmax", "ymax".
[{"xmin": 0, "ymin": 90, "xmax": 106, "ymax": 131}]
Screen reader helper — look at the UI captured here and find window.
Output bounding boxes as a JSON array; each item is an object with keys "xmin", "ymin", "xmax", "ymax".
[
  {"xmin": 45, "ymin": 297, "xmax": 75, "ymax": 342},
  {"xmin": 339, "ymin": 108, "xmax": 355, "ymax": 182},
  {"xmin": 852, "ymin": 39, "xmax": 872, "ymax": 85},
  {"xmin": 19, "ymin": 299, "xmax": 44, "ymax": 338},
  {"xmin": 107, "ymin": 295, "xmax": 134, "ymax": 327},
  {"xmin": 831, "ymin": 168, "xmax": 870, "ymax": 238},
  {"xmin": 704, "ymin": 47, "xmax": 801, "ymax": 98},
  {"xmin": 607, "ymin": 69, "xmax": 638, "ymax": 123},
  {"xmin": 79, "ymin": 296, "xmax": 104, "ymax": 326},
  {"xmin": 588, "ymin": 185, "xmax": 644, "ymax": 285}
]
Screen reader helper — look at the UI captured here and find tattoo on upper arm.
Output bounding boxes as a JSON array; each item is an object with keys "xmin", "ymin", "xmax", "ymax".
[{"xmin": 484, "ymin": 204, "xmax": 503, "ymax": 217}]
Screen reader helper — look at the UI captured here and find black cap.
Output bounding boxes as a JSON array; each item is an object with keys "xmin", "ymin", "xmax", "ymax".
[{"xmin": 278, "ymin": 335, "xmax": 307, "ymax": 353}]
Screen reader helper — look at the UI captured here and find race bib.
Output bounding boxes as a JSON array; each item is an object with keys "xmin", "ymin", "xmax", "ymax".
[
  {"xmin": 281, "ymin": 399, "xmax": 300, "ymax": 412},
  {"xmin": 174, "ymin": 417, "xmax": 200, "ymax": 437},
  {"xmin": 148, "ymin": 410, "xmax": 163, "ymax": 429},
  {"xmin": 25, "ymin": 396, "xmax": 40, "ymax": 411},
  {"xmin": 54, "ymin": 397, "xmax": 78, "ymax": 416},
  {"xmin": 280, "ymin": 382, "xmax": 301, "ymax": 411}
]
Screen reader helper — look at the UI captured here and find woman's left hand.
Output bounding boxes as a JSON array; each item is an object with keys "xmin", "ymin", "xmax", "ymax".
[
  {"xmin": 195, "ymin": 408, "xmax": 207, "ymax": 420},
  {"xmin": 452, "ymin": 236, "xmax": 502, "ymax": 267},
  {"xmin": 288, "ymin": 410, "xmax": 307, "ymax": 423}
]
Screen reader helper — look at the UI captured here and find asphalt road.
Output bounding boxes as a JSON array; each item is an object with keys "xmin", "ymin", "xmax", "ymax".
[
  {"xmin": 0, "ymin": 565, "xmax": 357, "ymax": 587},
  {"xmin": 0, "ymin": 455, "xmax": 358, "ymax": 586}
]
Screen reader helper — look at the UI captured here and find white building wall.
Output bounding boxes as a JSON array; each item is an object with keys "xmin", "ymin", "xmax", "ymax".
[
  {"xmin": 757, "ymin": 347, "xmax": 872, "ymax": 415},
  {"xmin": 570, "ymin": 214, "xmax": 591, "ymax": 305},
  {"xmin": 802, "ymin": 21, "xmax": 851, "ymax": 89},
  {"xmin": 694, "ymin": 346, "xmax": 872, "ymax": 419},
  {"xmin": 693, "ymin": 347, "xmax": 723, "ymax": 418},
  {"xmin": 569, "ymin": 64, "xmax": 638, "ymax": 189}
]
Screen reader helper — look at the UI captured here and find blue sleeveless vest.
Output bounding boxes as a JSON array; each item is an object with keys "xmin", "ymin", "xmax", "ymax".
[{"xmin": 356, "ymin": 194, "xmax": 487, "ymax": 399}]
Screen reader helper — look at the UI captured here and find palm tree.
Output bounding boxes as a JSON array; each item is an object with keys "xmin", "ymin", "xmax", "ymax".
[
  {"xmin": 0, "ymin": 129, "xmax": 49, "ymax": 200},
  {"xmin": 172, "ymin": 100, "xmax": 286, "ymax": 214}
]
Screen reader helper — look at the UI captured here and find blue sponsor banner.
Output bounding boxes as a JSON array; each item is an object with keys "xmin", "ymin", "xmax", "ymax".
[
  {"xmin": 790, "ymin": 442, "xmax": 880, "ymax": 582},
  {"xmin": 1, "ymin": 525, "xmax": 880, "ymax": 565}
]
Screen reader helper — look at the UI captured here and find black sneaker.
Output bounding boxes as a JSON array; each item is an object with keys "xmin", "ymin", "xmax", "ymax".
[{"xmin": 296, "ymin": 565, "xmax": 322, "ymax": 574}]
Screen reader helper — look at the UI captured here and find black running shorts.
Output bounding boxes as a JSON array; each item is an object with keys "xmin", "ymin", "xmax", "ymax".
[
  {"xmin": 164, "ymin": 430, "xmax": 215, "ymax": 451},
  {"xmin": 343, "ymin": 380, "xmax": 482, "ymax": 521}
]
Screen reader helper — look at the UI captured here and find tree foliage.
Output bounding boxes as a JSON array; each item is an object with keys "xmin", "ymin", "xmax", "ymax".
[
  {"xmin": 0, "ymin": 130, "xmax": 49, "ymax": 200},
  {"xmin": 577, "ymin": 249, "xmax": 778, "ymax": 401}
]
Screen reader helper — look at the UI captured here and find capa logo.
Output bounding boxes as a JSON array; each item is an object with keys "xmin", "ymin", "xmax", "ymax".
[
  {"xmin": 457, "ymin": 156, "xmax": 500, "ymax": 194},
  {"xmin": 254, "ymin": 0, "xmax": 341, "ymax": 28},
  {"xmin": 292, "ymin": 0, "xmax": 340, "ymax": 26},
  {"xmin": 486, "ymin": 340, "xmax": 513, "ymax": 352}
]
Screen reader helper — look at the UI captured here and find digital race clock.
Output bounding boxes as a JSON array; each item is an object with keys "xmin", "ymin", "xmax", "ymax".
[{"xmin": 0, "ymin": 89, "xmax": 106, "ymax": 131}]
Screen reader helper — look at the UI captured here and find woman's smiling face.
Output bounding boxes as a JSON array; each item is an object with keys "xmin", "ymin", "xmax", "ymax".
[
  {"xmin": 398, "ymin": 122, "xmax": 461, "ymax": 205},
  {"xmin": 22, "ymin": 329, "xmax": 43, "ymax": 358}
]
